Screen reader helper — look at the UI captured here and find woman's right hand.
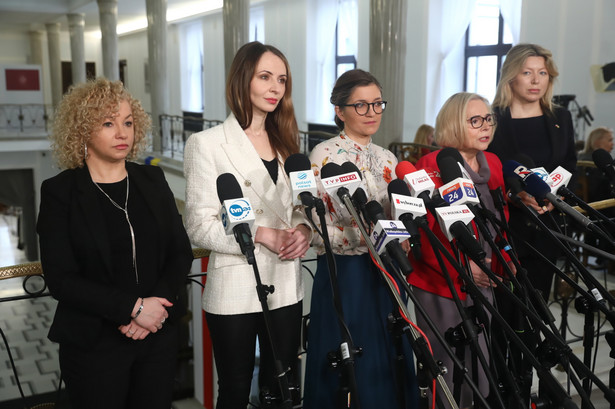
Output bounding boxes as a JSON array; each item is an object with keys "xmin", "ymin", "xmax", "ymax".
[
  {"xmin": 132, "ymin": 297, "xmax": 172, "ymax": 333},
  {"xmin": 254, "ymin": 226, "xmax": 292, "ymax": 255},
  {"xmin": 516, "ymin": 191, "xmax": 554, "ymax": 214}
]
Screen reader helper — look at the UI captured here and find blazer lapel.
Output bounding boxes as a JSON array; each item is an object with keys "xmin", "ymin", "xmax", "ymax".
[
  {"xmin": 75, "ymin": 165, "xmax": 113, "ymax": 274},
  {"xmin": 221, "ymin": 115, "xmax": 290, "ymax": 224}
]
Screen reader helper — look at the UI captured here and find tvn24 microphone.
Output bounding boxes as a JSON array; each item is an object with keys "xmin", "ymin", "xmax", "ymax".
[{"xmin": 216, "ymin": 173, "xmax": 256, "ymax": 264}]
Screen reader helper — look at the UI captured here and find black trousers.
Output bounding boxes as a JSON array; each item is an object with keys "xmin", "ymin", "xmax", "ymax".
[
  {"xmin": 58, "ymin": 323, "xmax": 178, "ymax": 409},
  {"xmin": 206, "ymin": 301, "xmax": 302, "ymax": 409}
]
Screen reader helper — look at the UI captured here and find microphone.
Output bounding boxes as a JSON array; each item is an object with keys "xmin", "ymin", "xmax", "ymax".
[
  {"xmin": 320, "ymin": 162, "xmax": 362, "ymax": 207},
  {"xmin": 547, "ymin": 166, "xmax": 573, "ymax": 196},
  {"xmin": 216, "ymin": 173, "xmax": 256, "ymax": 263},
  {"xmin": 436, "ymin": 147, "xmax": 472, "ymax": 180},
  {"xmin": 436, "ymin": 156, "xmax": 480, "ymax": 206},
  {"xmin": 364, "ymin": 200, "xmax": 413, "ymax": 276},
  {"xmin": 395, "ymin": 161, "xmax": 437, "ymax": 205},
  {"xmin": 503, "ymin": 161, "xmax": 596, "ymax": 229},
  {"xmin": 434, "ymin": 205, "xmax": 486, "ymax": 260},
  {"xmin": 340, "ymin": 162, "xmax": 369, "ymax": 222},
  {"xmin": 592, "ymin": 148, "xmax": 615, "ymax": 187},
  {"xmin": 387, "ymin": 179, "xmax": 425, "ymax": 259},
  {"xmin": 284, "ymin": 153, "xmax": 318, "ymax": 207}
]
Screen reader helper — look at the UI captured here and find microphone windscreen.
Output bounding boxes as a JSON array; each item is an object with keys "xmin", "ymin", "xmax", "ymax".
[
  {"xmin": 341, "ymin": 161, "xmax": 362, "ymax": 179},
  {"xmin": 502, "ymin": 160, "xmax": 525, "ymax": 180},
  {"xmin": 438, "ymin": 156, "xmax": 463, "ymax": 184},
  {"xmin": 321, "ymin": 162, "xmax": 343, "ymax": 179},
  {"xmin": 592, "ymin": 148, "xmax": 614, "ymax": 171},
  {"xmin": 365, "ymin": 200, "xmax": 386, "ymax": 224},
  {"xmin": 352, "ymin": 187, "xmax": 368, "ymax": 206},
  {"xmin": 395, "ymin": 161, "xmax": 417, "ymax": 180},
  {"xmin": 512, "ymin": 153, "xmax": 536, "ymax": 168},
  {"xmin": 284, "ymin": 153, "xmax": 311, "ymax": 175},
  {"xmin": 387, "ymin": 178, "xmax": 411, "ymax": 198},
  {"xmin": 436, "ymin": 147, "xmax": 464, "ymax": 168},
  {"xmin": 523, "ymin": 173, "xmax": 551, "ymax": 199},
  {"xmin": 216, "ymin": 173, "xmax": 243, "ymax": 203}
]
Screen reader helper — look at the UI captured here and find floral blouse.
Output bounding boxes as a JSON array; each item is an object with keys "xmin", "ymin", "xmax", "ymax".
[{"xmin": 309, "ymin": 133, "xmax": 397, "ymax": 255}]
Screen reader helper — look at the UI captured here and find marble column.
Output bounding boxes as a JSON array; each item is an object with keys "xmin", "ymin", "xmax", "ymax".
[
  {"xmin": 223, "ymin": 0, "xmax": 249, "ymax": 77},
  {"xmin": 97, "ymin": 0, "xmax": 119, "ymax": 81},
  {"xmin": 46, "ymin": 22, "xmax": 63, "ymax": 108},
  {"xmin": 28, "ymin": 31, "xmax": 44, "ymax": 65},
  {"xmin": 68, "ymin": 13, "xmax": 87, "ymax": 85},
  {"xmin": 146, "ymin": 0, "xmax": 168, "ymax": 153},
  {"xmin": 370, "ymin": 0, "xmax": 408, "ymax": 149}
]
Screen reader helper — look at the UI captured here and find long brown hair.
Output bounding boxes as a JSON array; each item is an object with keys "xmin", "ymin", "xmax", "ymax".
[
  {"xmin": 226, "ymin": 41, "xmax": 299, "ymax": 160},
  {"xmin": 493, "ymin": 43, "xmax": 559, "ymax": 115}
]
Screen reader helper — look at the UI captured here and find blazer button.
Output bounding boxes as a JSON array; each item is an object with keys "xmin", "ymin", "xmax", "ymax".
[
  {"xmin": 255, "ymin": 209, "xmax": 263, "ymax": 214},
  {"xmin": 244, "ymin": 180, "xmax": 251, "ymax": 187}
]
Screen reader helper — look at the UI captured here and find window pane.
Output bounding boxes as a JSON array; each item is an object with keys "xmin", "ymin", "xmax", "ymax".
[
  {"xmin": 466, "ymin": 55, "xmax": 498, "ymax": 102},
  {"xmin": 337, "ymin": 63, "xmax": 355, "ymax": 79},
  {"xmin": 468, "ymin": 0, "xmax": 500, "ymax": 46},
  {"xmin": 502, "ymin": 19, "xmax": 513, "ymax": 44},
  {"xmin": 337, "ymin": 0, "xmax": 358, "ymax": 56}
]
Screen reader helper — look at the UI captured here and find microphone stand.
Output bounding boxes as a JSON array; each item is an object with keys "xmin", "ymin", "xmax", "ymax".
[
  {"xmin": 336, "ymin": 191, "xmax": 461, "ymax": 409},
  {"xmin": 304, "ymin": 197, "xmax": 362, "ymax": 409},
  {"xmin": 242, "ymin": 245, "xmax": 294, "ymax": 409}
]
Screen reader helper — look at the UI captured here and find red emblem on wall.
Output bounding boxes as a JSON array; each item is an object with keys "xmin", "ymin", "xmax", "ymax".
[{"xmin": 5, "ymin": 69, "xmax": 40, "ymax": 91}]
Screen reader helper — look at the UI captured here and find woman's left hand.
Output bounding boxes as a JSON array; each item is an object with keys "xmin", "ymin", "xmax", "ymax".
[
  {"xmin": 470, "ymin": 258, "xmax": 496, "ymax": 288},
  {"xmin": 118, "ymin": 321, "xmax": 151, "ymax": 340},
  {"xmin": 278, "ymin": 224, "xmax": 311, "ymax": 260}
]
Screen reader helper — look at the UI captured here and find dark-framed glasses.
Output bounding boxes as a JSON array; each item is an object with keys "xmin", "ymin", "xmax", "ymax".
[
  {"xmin": 340, "ymin": 101, "xmax": 387, "ymax": 115},
  {"xmin": 467, "ymin": 114, "xmax": 496, "ymax": 129}
]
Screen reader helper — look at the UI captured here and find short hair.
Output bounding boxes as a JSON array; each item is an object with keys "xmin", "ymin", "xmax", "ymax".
[
  {"xmin": 413, "ymin": 124, "xmax": 435, "ymax": 146},
  {"xmin": 493, "ymin": 43, "xmax": 559, "ymax": 115},
  {"xmin": 435, "ymin": 92, "xmax": 492, "ymax": 149},
  {"xmin": 51, "ymin": 77, "xmax": 150, "ymax": 170},
  {"xmin": 330, "ymin": 69, "xmax": 383, "ymax": 130},
  {"xmin": 226, "ymin": 41, "xmax": 298, "ymax": 160},
  {"xmin": 583, "ymin": 126, "xmax": 613, "ymax": 154}
]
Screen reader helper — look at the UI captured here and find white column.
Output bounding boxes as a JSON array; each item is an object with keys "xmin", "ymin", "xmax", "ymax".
[
  {"xmin": 370, "ymin": 0, "xmax": 408, "ymax": 149},
  {"xmin": 97, "ymin": 0, "xmax": 119, "ymax": 81},
  {"xmin": 68, "ymin": 13, "xmax": 87, "ymax": 85},
  {"xmin": 146, "ymin": 0, "xmax": 169, "ymax": 153},
  {"xmin": 46, "ymin": 22, "xmax": 63, "ymax": 108},
  {"xmin": 28, "ymin": 30, "xmax": 44, "ymax": 65},
  {"xmin": 223, "ymin": 0, "xmax": 249, "ymax": 77}
]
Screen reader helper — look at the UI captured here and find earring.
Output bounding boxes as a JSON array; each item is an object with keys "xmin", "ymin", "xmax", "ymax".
[{"xmin": 84, "ymin": 144, "xmax": 89, "ymax": 160}]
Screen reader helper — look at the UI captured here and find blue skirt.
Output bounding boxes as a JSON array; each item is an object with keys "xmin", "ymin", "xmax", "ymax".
[{"xmin": 303, "ymin": 253, "xmax": 418, "ymax": 409}]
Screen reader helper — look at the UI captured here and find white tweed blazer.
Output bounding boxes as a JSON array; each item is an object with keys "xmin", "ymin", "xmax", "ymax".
[{"xmin": 184, "ymin": 114, "xmax": 307, "ymax": 315}]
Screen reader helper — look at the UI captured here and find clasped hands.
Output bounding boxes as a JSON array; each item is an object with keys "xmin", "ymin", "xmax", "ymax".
[
  {"xmin": 255, "ymin": 224, "xmax": 311, "ymax": 260},
  {"xmin": 118, "ymin": 296, "xmax": 171, "ymax": 340}
]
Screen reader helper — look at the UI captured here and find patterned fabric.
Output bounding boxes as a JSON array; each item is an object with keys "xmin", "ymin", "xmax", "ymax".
[{"xmin": 309, "ymin": 133, "xmax": 397, "ymax": 255}]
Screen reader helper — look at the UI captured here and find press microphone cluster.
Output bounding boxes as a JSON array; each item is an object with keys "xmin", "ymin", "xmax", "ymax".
[{"xmin": 216, "ymin": 173, "xmax": 256, "ymax": 264}]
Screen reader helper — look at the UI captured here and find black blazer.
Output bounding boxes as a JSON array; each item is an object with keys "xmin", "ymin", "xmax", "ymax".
[
  {"xmin": 488, "ymin": 106, "xmax": 577, "ymax": 177},
  {"xmin": 37, "ymin": 162, "xmax": 193, "ymax": 346}
]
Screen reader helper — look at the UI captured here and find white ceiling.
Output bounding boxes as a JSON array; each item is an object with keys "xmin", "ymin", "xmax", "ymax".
[{"xmin": 0, "ymin": 0, "xmax": 222, "ymax": 34}]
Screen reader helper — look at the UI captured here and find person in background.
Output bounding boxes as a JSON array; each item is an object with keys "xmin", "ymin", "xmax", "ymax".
[
  {"xmin": 304, "ymin": 68, "xmax": 418, "ymax": 409},
  {"xmin": 37, "ymin": 78, "xmax": 193, "ymax": 409},
  {"xmin": 409, "ymin": 123, "xmax": 436, "ymax": 162},
  {"xmin": 409, "ymin": 92, "xmax": 514, "ymax": 409},
  {"xmin": 487, "ymin": 43, "xmax": 577, "ymax": 301},
  {"xmin": 183, "ymin": 41, "xmax": 311, "ymax": 409}
]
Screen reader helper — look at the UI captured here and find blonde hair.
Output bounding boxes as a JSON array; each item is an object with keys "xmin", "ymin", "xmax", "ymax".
[
  {"xmin": 435, "ymin": 92, "xmax": 492, "ymax": 149},
  {"xmin": 583, "ymin": 127, "xmax": 614, "ymax": 154},
  {"xmin": 413, "ymin": 124, "xmax": 435, "ymax": 146},
  {"xmin": 51, "ymin": 78, "xmax": 151, "ymax": 169},
  {"xmin": 493, "ymin": 43, "xmax": 559, "ymax": 115}
]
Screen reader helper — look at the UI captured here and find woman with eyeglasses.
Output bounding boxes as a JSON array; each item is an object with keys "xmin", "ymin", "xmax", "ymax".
[
  {"xmin": 408, "ymin": 92, "xmax": 514, "ymax": 409},
  {"xmin": 486, "ymin": 43, "xmax": 576, "ymax": 302},
  {"xmin": 304, "ymin": 69, "xmax": 418, "ymax": 409}
]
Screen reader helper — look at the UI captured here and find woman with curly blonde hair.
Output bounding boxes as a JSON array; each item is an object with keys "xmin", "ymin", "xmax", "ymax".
[{"xmin": 37, "ymin": 77, "xmax": 193, "ymax": 409}]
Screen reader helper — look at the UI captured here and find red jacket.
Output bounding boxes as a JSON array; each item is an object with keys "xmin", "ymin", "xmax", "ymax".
[{"xmin": 407, "ymin": 150, "xmax": 510, "ymax": 300}]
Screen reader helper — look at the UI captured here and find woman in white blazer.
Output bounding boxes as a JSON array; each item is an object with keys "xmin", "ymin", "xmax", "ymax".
[{"xmin": 184, "ymin": 41, "xmax": 310, "ymax": 409}]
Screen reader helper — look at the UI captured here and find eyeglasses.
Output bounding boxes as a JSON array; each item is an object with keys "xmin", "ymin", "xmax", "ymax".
[
  {"xmin": 467, "ymin": 114, "xmax": 496, "ymax": 129},
  {"xmin": 340, "ymin": 101, "xmax": 387, "ymax": 116}
]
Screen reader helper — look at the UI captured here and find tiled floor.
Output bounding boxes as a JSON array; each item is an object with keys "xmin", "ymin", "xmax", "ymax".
[{"xmin": 1, "ymin": 211, "xmax": 614, "ymax": 408}]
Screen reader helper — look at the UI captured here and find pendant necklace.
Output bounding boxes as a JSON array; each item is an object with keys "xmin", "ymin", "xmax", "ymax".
[{"xmin": 93, "ymin": 175, "xmax": 139, "ymax": 284}]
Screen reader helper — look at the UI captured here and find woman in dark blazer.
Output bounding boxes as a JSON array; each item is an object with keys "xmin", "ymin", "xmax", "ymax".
[
  {"xmin": 37, "ymin": 78, "xmax": 193, "ymax": 409},
  {"xmin": 487, "ymin": 43, "xmax": 577, "ymax": 301}
]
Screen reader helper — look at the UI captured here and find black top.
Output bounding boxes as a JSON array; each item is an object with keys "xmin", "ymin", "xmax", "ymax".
[
  {"xmin": 511, "ymin": 115, "xmax": 551, "ymax": 167},
  {"xmin": 262, "ymin": 158, "xmax": 279, "ymax": 184}
]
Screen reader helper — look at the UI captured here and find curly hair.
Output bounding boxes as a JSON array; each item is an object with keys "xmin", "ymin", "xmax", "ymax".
[
  {"xmin": 435, "ymin": 92, "xmax": 492, "ymax": 149},
  {"xmin": 226, "ymin": 41, "xmax": 299, "ymax": 161},
  {"xmin": 51, "ymin": 77, "xmax": 151, "ymax": 169},
  {"xmin": 493, "ymin": 43, "xmax": 559, "ymax": 116}
]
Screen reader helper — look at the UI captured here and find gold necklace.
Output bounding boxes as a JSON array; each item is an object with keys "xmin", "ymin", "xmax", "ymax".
[{"xmin": 93, "ymin": 175, "xmax": 139, "ymax": 284}]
